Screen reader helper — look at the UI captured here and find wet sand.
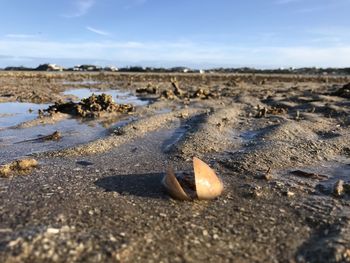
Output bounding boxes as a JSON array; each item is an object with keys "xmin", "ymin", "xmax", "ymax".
[{"xmin": 0, "ymin": 71, "xmax": 350, "ymax": 262}]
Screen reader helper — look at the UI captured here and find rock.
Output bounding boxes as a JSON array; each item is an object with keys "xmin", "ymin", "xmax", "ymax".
[
  {"xmin": 333, "ymin": 180, "xmax": 345, "ymax": 197},
  {"xmin": 286, "ymin": 191, "xmax": 295, "ymax": 198}
]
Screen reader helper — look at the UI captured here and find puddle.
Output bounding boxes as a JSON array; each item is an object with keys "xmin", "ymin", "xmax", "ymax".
[
  {"xmin": 63, "ymin": 88, "xmax": 149, "ymax": 106},
  {"xmin": 0, "ymin": 102, "xmax": 48, "ymax": 129},
  {"xmin": 0, "ymin": 117, "xmax": 134, "ymax": 162},
  {"xmin": 311, "ymin": 160, "xmax": 350, "ymax": 187},
  {"xmin": 240, "ymin": 130, "xmax": 260, "ymax": 141},
  {"xmin": 62, "ymin": 80, "xmax": 102, "ymax": 85},
  {"xmin": 154, "ymin": 108, "xmax": 173, "ymax": 114},
  {"xmin": 288, "ymin": 159, "xmax": 350, "ymax": 181},
  {"xmin": 283, "ymin": 158, "xmax": 350, "ymax": 196},
  {"xmin": 0, "ymin": 88, "xmax": 152, "ymax": 161}
]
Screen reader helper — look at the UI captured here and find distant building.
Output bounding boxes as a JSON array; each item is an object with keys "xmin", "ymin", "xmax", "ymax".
[
  {"xmin": 104, "ymin": 66, "xmax": 118, "ymax": 72},
  {"xmin": 73, "ymin": 65, "xmax": 102, "ymax": 71}
]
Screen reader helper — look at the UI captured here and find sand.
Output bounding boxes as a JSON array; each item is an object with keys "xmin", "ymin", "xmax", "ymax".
[{"xmin": 0, "ymin": 71, "xmax": 349, "ymax": 262}]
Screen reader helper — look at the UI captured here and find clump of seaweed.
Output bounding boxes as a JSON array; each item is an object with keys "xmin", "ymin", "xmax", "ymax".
[
  {"xmin": 45, "ymin": 93, "xmax": 134, "ymax": 118},
  {"xmin": 0, "ymin": 159, "xmax": 38, "ymax": 178}
]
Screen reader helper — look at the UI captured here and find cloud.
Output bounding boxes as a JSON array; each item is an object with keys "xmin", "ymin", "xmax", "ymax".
[
  {"xmin": 5, "ymin": 34, "xmax": 38, "ymax": 39},
  {"xmin": 0, "ymin": 38, "xmax": 350, "ymax": 68},
  {"xmin": 304, "ymin": 26, "xmax": 350, "ymax": 45},
  {"xmin": 64, "ymin": 0, "xmax": 95, "ymax": 18},
  {"xmin": 296, "ymin": 0, "xmax": 350, "ymax": 13},
  {"xmin": 86, "ymin": 26, "xmax": 110, "ymax": 36}
]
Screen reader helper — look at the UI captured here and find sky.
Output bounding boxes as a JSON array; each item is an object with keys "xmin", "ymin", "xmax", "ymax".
[{"xmin": 0, "ymin": 0, "xmax": 350, "ymax": 68}]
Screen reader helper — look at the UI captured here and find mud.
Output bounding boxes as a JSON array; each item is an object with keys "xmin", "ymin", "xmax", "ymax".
[{"xmin": 0, "ymin": 71, "xmax": 350, "ymax": 262}]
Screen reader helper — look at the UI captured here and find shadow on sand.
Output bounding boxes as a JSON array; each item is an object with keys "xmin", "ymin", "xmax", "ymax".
[{"xmin": 95, "ymin": 172, "xmax": 168, "ymax": 199}]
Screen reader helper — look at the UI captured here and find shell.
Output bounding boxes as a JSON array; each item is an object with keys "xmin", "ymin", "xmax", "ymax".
[
  {"xmin": 193, "ymin": 157, "xmax": 223, "ymax": 200},
  {"xmin": 162, "ymin": 166, "xmax": 191, "ymax": 201},
  {"xmin": 162, "ymin": 157, "xmax": 223, "ymax": 200}
]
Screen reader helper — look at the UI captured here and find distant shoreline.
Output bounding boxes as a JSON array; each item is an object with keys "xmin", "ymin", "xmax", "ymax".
[{"xmin": 1, "ymin": 63, "xmax": 350, "ymax": 76}]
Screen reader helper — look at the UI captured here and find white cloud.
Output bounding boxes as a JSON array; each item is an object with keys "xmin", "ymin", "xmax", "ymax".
[
  {"xmin": 296, "ymin": 1, "xmax": 350, "ymax": 13},
  {"xmin": 86, "ymin": 26, "xmax": 110, "ymax": 36},
  {"xmin": 64, "ymin": 0, "xmax": 95, "ymax": 18},
  {"xmin": 0, "ymin": 38, "xmax": 350, "ymax": 68},
  {"xmin": 5, "ymin": 34, "xmax": 38, "ymax": 39}
]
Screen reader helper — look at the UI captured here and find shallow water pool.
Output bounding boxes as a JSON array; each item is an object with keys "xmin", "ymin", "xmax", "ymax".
[
  {"xmin": 0, "ymin": 102, "xmax": 48, "ymax": 129},
  {"xmin": 63, "ymin": 88, "xmax": 149, "ymax": 106}
]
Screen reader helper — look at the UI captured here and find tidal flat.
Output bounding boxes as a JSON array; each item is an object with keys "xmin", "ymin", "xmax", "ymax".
[{"xmin": 0, "ymin": 71, "xmax": 349, "ymax": 262}]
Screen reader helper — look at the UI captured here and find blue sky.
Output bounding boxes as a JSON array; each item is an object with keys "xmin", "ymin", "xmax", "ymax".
[{"xmin": 0, "ymin": 0, "xmax": 350, "ymax": 68}]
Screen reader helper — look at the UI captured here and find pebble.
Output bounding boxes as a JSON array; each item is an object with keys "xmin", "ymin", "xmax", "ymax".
[
  {"xmin": 333, "ymin": 180, "xmax": 344, "ymax": 197},
  {"xmin": 263, "ymin": 173, "xmax": 273, "ymax": 181},
  {"xmin": 286, "ymin": 191, "xmax": 295, "ymax": 198},
  {"xmin": 46, "ymin": 228, "xmax": 60, "ymax": 234}
]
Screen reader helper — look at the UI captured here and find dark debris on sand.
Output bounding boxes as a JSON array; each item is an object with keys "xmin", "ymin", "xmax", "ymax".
[
  {"xmin": 161, "ymin": 78, "xmax": 219, "ymax": 100},
  {"xmin": 44, "ymin": 93, "xmax": 134, "ymax": 118},
  {"xmin": 332, "ymin": 82, "xmax": 350, "ymax": 98}
]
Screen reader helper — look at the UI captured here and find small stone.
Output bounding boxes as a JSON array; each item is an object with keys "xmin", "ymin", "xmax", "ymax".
[
  {"xmin": 46, "ymin": 228, "xmax": 60, "ymax": 234},
  {"xmin": 61, "ymin": 225, "xmax": 70, "ymax": 232},
  {"xmin": 263, "ymin": 172, "xmax": 273, "ymax": 180},
  {"xmin": 286, "ymin": 191, "xmax": 295, "ymax": 198},
  {"xmin": 202, "ymin": 230, "xmax": 209, "ymax": 236},
  {"xmin": 252, "ymin": 190, "xmax": 263, "ymax": 198},
  {"xmin": 333, "ymin": 180, "xmax": 344, "ymax": 197},
  {"xmin": 8, "ymin": 238, "xmax": 22, "ymax": 247},
  {"xmin": 177, "ymin": 112, "xmax": 189, "ymax": 119}
]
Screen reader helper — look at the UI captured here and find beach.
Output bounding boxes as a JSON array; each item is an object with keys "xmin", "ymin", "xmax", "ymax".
[{"xmin": 0, "ymin": 71, "xmax": 349, "ymax": 262}]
